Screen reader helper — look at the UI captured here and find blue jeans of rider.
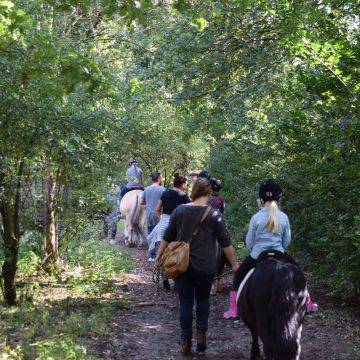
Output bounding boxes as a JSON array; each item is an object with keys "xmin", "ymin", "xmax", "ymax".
[
  {"xmin": 147, "ymin": 224, "xmax": 156, "ymax": 237},
  {"xmin": 174, "ymin": 267, "xmax": 214, "ymax": 341}
]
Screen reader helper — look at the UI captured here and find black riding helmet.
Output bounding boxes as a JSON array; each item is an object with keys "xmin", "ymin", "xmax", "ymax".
[{"xmin": 259, "ymin": 180, "xmax": 282, "ymax": 202}]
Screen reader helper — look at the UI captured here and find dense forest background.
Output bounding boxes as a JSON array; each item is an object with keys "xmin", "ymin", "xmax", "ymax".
[{"xmin": 0, "ymin": 0, "xmax": 359, "ymax": 357}]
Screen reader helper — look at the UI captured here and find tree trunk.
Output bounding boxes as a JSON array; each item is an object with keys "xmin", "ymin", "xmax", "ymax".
[
  {"xmin": 0, "ymin": 202, "xmax": 18, "ymax": 306},
  {"xmin": 0, "ymin": 162, "xmax": 23, "ymax": 306},
  {"xmin": 43, "ymin": 169, "xmax": 58, "ymax": 266}
]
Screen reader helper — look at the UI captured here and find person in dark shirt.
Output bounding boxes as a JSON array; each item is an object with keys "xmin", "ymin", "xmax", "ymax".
[
  {"xmin": 155, "ymin": 173, "xmax": 190, "ymax": 217},
  {"xmin": 147, "ymin": 174, "xmax": 190, "ymax": 267},
  {"xmin": 155, "ymin": 177, "xmax": 239, "ymax": 356}
]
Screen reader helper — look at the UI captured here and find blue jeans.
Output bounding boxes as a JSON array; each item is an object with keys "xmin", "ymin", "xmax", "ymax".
[
  {"xmin": 148, "ymin": 225, "xmax": 157, "ymax": 259},
  {"xmin": 120, "ymin": 187, "xmax": 129, "ymax": 198},
  {"xmin": 120, "ymin": 186, "xmax": 144, "ymax": 198},
  {"xmin": 149, "ymin": 241, "xmax": 159, "ymax": 259},
  {"xmin": 147, "ymin": 224, "xmax": 156, "ymax": 236},
  {"xmin": 174, "ymin": 267, "xmax": 214, "ymax": 341}
]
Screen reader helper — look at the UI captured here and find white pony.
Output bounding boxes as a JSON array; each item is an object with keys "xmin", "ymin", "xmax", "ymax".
[{"xmin": 119, "ymin": 190, "xmax": 147, "ymax": 248}]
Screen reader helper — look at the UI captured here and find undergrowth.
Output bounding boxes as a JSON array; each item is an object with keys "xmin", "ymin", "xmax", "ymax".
[{"xmin": 0, "ymin": 221, "xmax": 132, "ymax": 359}]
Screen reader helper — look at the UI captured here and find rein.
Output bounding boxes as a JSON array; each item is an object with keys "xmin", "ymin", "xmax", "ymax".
[
  {"xmin": 152, "ymin": 265, "xmax": 161, "ymax": 295},
  {"xmin": 212, "ymin": 269, "xmax": 233, "ymax": 281},
  {"xmin": 152, "ymin": 265, "xmax": 233, "ymax": 295}
]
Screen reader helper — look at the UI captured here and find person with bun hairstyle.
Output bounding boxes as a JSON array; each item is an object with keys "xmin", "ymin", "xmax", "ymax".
[
  {"xmin": 155, "ymin": 177, "xmax": 239, "ymax": 356},
  {"xmin": 155, "ymin": 173, "xmax": 190, "ymax": 220},
  {"xmin": 208, "ymin": 178, "xmax": 225, "ymax": 214},
  {"xmin": 147, "ymin": 174, "xmax": 190, "ymax": 267},
  {"xmin": 223, "ymin": 180, "xmax": 318, "ymax": 319}
]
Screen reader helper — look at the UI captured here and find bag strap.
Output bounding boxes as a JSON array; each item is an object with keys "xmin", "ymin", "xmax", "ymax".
[{"xmin": 192, "ymin": 206, "xmax": 211, "ymax": 237}]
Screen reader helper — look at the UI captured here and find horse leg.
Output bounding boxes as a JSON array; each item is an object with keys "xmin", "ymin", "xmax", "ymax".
[
  {"xmin": 250, "ymin": 328, "xmax": 260, "ymax": 360},
  {"xmin": 125, "ymin": 215, "xmax": 135, "ymax": 247},
  {"xmin": 138, "ymin": 206, "xmax": 147, "ymax": 249},
  {"xmin": 128, "ymin": 226, "xmax": 137, "ymax": 248},
  {"xmin": 122, "ymin": 216, "xmax": 129, "ymax": 245},
  {"xmin": 139, "ymin": 226, "xmax": 148, "ymax": 249},
  {"xmin": 211, "ymin": 243, "xmax": 224, "ymax": 295},
  {"xmin": 210, "ymin": 279, "xmax": 219, "ymax": 295}
]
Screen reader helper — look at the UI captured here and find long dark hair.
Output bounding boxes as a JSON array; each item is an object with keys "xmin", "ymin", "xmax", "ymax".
[{"xmin": 173, "ymin": 173, "xmax": 187, "ymax": 188}]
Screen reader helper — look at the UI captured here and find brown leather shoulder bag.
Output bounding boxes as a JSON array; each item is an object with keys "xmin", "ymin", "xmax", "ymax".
[{"xmin": 160, "ymin": 206, "xmax": 211, "ymax": 279}]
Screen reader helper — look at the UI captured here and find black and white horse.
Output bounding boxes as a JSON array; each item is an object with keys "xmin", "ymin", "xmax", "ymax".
[{"xmin": 238, "ymin": 252, "xmax": 307, "ymax": 360}]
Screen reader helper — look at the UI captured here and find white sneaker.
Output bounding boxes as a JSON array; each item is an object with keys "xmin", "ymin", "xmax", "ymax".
[{"xmin": 148, "ymin": 257, "xmax": 155, "ymax": 262}]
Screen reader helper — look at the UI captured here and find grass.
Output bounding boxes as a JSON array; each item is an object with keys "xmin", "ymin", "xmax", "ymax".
[{"xmin": 0, "ymin": 222, "xmax": 132, "ymax": 359}]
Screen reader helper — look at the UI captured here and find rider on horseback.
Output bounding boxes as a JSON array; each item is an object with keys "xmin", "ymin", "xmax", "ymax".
[
  {"xmin": 223, "ymin": 180, "xmax": 318, "ymax": 318},
  {"xmin": 120, "ymin": 156, "xmax": 145, "ymax": 198}
]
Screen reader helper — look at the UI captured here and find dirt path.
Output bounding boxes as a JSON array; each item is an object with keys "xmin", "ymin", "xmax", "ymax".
[{"xmin": 98, "ymin": 236, "xmax": 360, "ymax": 360}]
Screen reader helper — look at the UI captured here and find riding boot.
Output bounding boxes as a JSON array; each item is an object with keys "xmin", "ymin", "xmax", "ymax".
[
  {"xmin": 196, "ymin": 328, "xmax": 206, "ymax": 352},
  {"xmin": 180, "ymin": 339, "xmax": 192, "ymax": 356},
  {"xmin": 223, "ymin": 290, "xmax": 238, "ymax": 318},
  {"xmin": 306, "ymin": 292, "xmax": 318, "ymax": 312}
]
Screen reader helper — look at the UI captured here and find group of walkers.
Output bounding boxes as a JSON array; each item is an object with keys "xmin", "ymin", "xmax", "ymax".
[{"xmin": 119, "ymin": 156, "xmax": 318, "ymax": 357}]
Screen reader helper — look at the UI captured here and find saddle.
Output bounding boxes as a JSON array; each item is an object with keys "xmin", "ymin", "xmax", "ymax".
[
  {"xmin": 256, "ymin": 250, "xmax": 297, "ymax": 266},
  {"xmin": 256, "ymin": 250, "xmax": 288, "ymax": 265}
]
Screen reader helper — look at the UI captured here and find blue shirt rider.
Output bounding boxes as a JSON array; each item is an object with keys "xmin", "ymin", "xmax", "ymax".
[{"xmin": 120, "ymin": 156, "xmax": 145, "ymax": 198}]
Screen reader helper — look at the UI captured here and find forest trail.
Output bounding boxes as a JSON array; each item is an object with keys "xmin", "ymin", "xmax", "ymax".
[{"xmin": 98, "ymin": 233, "xmax": 360, "ymax": 360}]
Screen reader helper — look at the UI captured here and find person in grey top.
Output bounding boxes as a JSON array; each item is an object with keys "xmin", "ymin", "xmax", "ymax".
[
  {"xmin": 142, "ymin": 172, "xmax": 165, "ymax": 235},
  {"xmin": 120, "ymin": 156, "xmax": 144, "ymax": 198},
  {"xmin": 155, "ymin": 177, "xmax": 239, "ymax": 356}
]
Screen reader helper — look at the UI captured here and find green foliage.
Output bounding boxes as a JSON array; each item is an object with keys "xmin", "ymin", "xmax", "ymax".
[
  {"xmin": 59, "ymin": 307, "xmax": 110, "ymax": 337},
  {"xmin": 0, "ymin": 223, "xmax": 129, "ymax": 358},
  {"xmin": 0, "ymin": 301, "xmax": 108, "ymax": 358},
  {"xmin": 35, "ymin": 334, "xmax": 93, "ymax": 360},
  {"xmin": 17, "ymin": 244, "xmax": 41, "ymax": 279},
  {"xmin": 62, "ymin": 221, "xmax": 132, "ymax": 295},
  {"xmin": 138, "ymin": 0, "xmax": 360, "ymax": 298},
  {"xmin": 1, "ymin": 0, "xmax": 360, "ymax": 312}
]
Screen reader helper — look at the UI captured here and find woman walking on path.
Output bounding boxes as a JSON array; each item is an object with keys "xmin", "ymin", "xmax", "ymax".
[
  {"xmin": 223, "ymin": 179, "xmax": 318, "ymax": 319},
  {"xmin": 155, "ymin": 177, "xmax": 239, "ymax": 356},
  {"xmin": 147, "ymin": 173, "xmax": 190, "ymax": 266}
]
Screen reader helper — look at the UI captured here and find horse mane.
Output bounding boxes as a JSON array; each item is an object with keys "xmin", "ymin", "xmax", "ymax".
[{"xmin": 270, "ymin": 261, "xmax": 307, "ymax": 359}]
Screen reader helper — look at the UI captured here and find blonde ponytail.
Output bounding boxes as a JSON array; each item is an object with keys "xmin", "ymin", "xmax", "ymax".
[{"xmin": 266, "ymin": 200, "xmax": 279, "ymax": 233}]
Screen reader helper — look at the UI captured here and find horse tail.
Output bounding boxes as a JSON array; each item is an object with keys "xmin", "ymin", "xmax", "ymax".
[
  {"xmin": 270, "ymin": 262, "xmax": 306, "ymax": 360},
  {"xmin": 130, "ymin": 193, "xmax": 143, "ymax": 242}
]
